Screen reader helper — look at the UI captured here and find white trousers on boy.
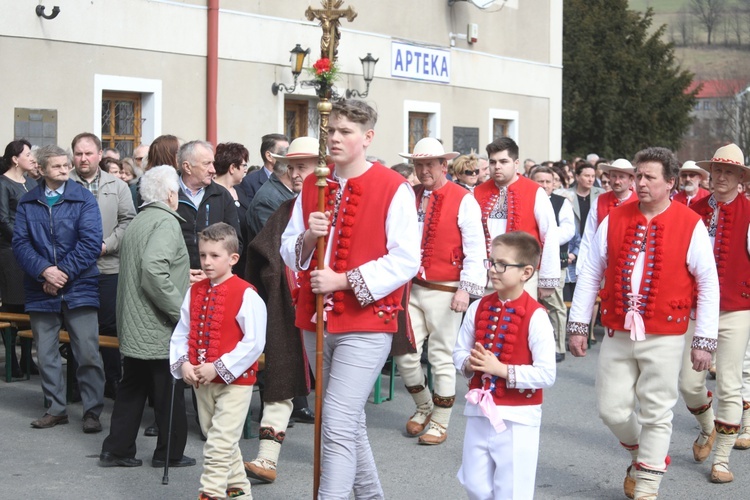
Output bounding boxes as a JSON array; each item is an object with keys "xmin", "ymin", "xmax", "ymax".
[{"xmin": 458, "ymin": 416, "xmax": 540, "ymax": 500}]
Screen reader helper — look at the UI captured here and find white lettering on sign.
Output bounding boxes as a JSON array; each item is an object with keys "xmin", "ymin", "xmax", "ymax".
[{"xmin": 391, "ymin": 42, "xmax": 450, "ymax": 84}]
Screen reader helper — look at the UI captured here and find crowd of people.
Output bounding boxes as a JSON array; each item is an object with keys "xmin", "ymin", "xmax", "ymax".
[{"xmin": 1, "ymin": 98, "xmax": 750, "ymax": 499}]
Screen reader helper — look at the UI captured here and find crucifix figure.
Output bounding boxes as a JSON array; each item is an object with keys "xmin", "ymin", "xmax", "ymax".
[{"xmin": 305, "ymin": 0, "xmax": 357, "ymax": 61}]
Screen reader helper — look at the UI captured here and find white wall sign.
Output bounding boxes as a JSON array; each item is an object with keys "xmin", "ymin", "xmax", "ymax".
[{"xmin": 391, "ymin": 42, "xmax": 450, "ymax": 84}]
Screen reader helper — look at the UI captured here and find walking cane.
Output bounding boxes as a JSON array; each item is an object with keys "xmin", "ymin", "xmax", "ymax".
[{"xmin": 162, "ymin": 376, "xmax": 177, "ymax": 485}]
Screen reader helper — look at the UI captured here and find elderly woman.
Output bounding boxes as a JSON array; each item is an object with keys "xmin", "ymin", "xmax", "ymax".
[
  {"xmin": 452, "ymin": 154, "xmax": 480, "ymax": 191},
  {"xmin": 0, "ymin": 139, "xmax": 39, "ymax": 377},
  {"xmin": 99, "ymin": 165, "xmax": 194, "ymax": 468}
]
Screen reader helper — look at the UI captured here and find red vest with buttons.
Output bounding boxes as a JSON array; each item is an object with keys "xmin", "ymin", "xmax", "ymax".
[
  {"xmin": 475, "ymin": 176, "xmax": 542, "ymax": 256},
  {"xmin": 469, "ymin": 291, "xmax": 545, "ymax": 406},
  {"xmin": 599, "ymin": 202, "xmax": 700, "ymax": 334},
  {"xmin": 188, "ymin": 276, "xmax": 258, "ymax": 386},
  {"xmin": 296, "ymin": 163, "xmax": 407, "ymax": 334},
  {"xmin": 692, "ymin": 195, "xmax": 750, "ymax": 311},
  {"xmin": 415, "ymin": 181, "xmax": 469, "ymax": 282},
  {"xmin": 596, "ymin": 190, "xmax": 637, "ymax": 225},
  {"xmin": 673, "ymin": 188, "xmax": 710, "ymax": 207}
]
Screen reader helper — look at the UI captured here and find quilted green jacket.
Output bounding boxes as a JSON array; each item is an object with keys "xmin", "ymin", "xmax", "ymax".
[{"xmin": 116, "ymin": 202, "xmax": 190, "ymax": 359}]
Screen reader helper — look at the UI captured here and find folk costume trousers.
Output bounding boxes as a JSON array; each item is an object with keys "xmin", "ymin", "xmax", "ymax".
[
  {"xmin": 195, "ymin": 382, "xmax": 253, "ymax": 499},
  {"xmin": 303, "ymin": 329, "xmax": 391, "ymax": 500},
  {"xmin": 30, "ymin": 304, "xmax": 104, "ymax": 417},
  {"xmin": 395, "ymin": 282, "xmax": 463, "ymax": 398},
  {"xmin": 539, "ymin": 268, "xmax": 568, "ymax": 355},
  {"xmin": 596, "ymin": 331, "xmax": 686, "ymax": 471},
  {"xmin": 457, "ymin": 416, "xmax": 540, "ymax": 500},
  {"xmin": 680, "ymin": 312, "xmax": 750, "ymax": 434}
]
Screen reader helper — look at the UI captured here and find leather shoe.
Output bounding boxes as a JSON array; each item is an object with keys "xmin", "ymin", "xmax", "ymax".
[
  {"xmin": 244, "ymin": 458, "xmax": 277, "ymax": 483},
  {"xmin": 144, "ymin": 422, "xmax": 158, "ymax": 437},
  {"xmin": 555, "ymin": 353, "xmax": 565, "ymax": 363},
  {"xmin": 291, "ymin": 407, "xmax": 315, "ymax": 424},
  {"xmin": 406, "ymin": 413, "xmax": 431, "ymax": 436},
  {"xmin": 623, "ymin": 464, "xmax": 635, "ymax": 499},
  {"xmin": 83, "ymin": 411, "xmax": 102, "ymax": 433},
  {"xmin": 692, "ymin": 428, "xmax": 716, "ymax": 462},
  {"xmin": 151, "ymin": 455, "xmax": 196, "ymax": 468},
  {"xmin": 31, "ymin": 413, "xmax": 69, "ymax": 429},
  {"xmin": 99, "ymin": 452, "xmax": 143, "ymax": 468},
  {"xmin": 710, "ymin": 462, "xmax": 734, "ymax": 483}
]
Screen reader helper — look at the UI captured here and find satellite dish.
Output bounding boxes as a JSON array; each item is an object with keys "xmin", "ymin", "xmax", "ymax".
[{"xmin": 469, "ymin": 0, "xmax": 506, "ymax": 12}]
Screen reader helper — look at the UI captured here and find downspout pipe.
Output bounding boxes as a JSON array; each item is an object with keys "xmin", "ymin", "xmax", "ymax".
[{"xmin": 207, "ymin": 0, "xmax": 219, "ymax": 145}]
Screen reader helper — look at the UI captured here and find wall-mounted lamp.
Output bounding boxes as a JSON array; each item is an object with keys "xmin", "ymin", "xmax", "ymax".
[
  {"xmin": 36, "ymin": 4, "xmax": 61, "ymax": 20},
  {"xmin": 271, "ymin": 44, "xmax": 311, "ymax": 95},
  {"xmin": 345, "ymin": 53, "xmax": 379, "ymax": 99}
]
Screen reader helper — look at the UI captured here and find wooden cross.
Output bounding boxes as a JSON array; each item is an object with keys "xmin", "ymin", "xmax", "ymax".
[{"xmin": 305, "ymin": 0, "xmax": 357, "ymax": 61}]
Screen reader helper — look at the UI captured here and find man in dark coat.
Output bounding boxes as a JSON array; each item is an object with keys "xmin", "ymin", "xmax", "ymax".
[
  {"xmin": 237, "ymin": 133, "xmax": 288, "ymax": 202},
  {"xmin": 242, "ymin": 137, "xmax": 317, "ymax": 483},
  {"xmin": 175, "ymin": 140, "xmax": 241, "ymax": 282},
  {"xmin": 13, "ymin": 144, "xmax": 105, "ymax": 433}
]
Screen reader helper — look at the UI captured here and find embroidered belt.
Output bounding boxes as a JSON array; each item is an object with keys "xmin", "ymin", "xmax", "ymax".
[{"xmin": 412, "ymin": 278, "xmax": 458, "ymax": 293}]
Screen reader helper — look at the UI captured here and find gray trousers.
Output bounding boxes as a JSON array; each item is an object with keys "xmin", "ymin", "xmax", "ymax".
[
  {"xmin": 304, "ymin": 329, "xmax": 391, "ymax": 500},
  {"xmin": 30, "ymin": 304, "xmax": 104, "ymax": 417}
]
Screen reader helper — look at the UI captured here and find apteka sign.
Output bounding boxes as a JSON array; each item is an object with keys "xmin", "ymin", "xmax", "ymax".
[{"xmin": 391, "ymin": 41, "xmax": 450, "ymax": 84}]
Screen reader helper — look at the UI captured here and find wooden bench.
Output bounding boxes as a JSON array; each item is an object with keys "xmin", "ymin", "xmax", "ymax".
[
  {"xmin": 1, "ymin": 312, "xmax": 32, "ymax": 382},
  {"xmin": 17, "ymin": 329, "xmax": 119, "ymax": 403}
]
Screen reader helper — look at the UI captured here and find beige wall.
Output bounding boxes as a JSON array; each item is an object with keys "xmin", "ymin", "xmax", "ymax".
[{"xmin": 0, "ymin": 0, "xmax": 562, "ymax": 162}]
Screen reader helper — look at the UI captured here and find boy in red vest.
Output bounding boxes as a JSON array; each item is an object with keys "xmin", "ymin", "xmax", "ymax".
[
  {"xmin": 170, "ymin": 222, "xmax": 267, "ymax": 500},
  {"xmin": 280, "ymin": 99, "xmax": 421, "ymax": 498},
  {"xmin": 453, "ymin": 231, "xmax": 556, "ymax": 499}
]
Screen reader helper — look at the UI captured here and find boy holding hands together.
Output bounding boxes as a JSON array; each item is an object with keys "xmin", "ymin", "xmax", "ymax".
[
  {"xmin": 171, "ymin": 223, "xmax": 266, "ymax": 500},
  {"xmin": 454, "ymin": 231, "xmax": 556, "ymax": 499}
]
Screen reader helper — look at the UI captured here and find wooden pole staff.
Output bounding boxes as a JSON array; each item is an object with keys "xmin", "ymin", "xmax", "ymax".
[{"xmin": 304, "ymin": 1, "xmax": 357, "ymax": 498}]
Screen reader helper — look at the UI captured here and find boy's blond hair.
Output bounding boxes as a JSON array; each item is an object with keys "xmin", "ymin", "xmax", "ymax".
[{"xmin": 198, "ymin": 222, "xmax": 239, "ymax": 255}]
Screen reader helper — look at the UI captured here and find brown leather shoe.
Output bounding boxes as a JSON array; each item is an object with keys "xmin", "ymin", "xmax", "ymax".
[
  {"xmin": 406, "ymin": 413, "xmax": 431, "ymax": 436},
  {"xmin": 83, "ymin": 411, "xmax": 103, "ymax": 434},
  {"xmin": 418, "ymin": 422, "xmax": 447, "ymax": 445},
  {"xmin": 623, "ymin": 465, "xmax": 635, "ymax": 499},
  {"xmin": 692, "ymin": 428, "xmax": 716, "ymax": 462},
  {"xmin": 30, "ymin": 413, "xmax": 69, "ymax": 429},
  {"xmin": 710, "ymin": 462, "xmax": 734, "ymax": 483},
  {"xmin": 244, "ymin": 458, "xmax": 277, "ymax": 483},
  {"xmin": 734, "ymin": 431, "xmax": 750, "ymax": 450}
]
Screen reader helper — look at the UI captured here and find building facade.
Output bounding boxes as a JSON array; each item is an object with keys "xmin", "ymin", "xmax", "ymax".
[{"xmin": 1, "ymin": 0, "xmax": 562, "ymax": 165}]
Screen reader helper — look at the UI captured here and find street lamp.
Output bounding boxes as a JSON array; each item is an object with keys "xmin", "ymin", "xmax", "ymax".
[
  {"xmin": 345, "ymin": 53, "xmax": 379, "ymax": 99},
  {"xmin": 272, "ymin": 44, "xmax": 311, "ymax": 95}
]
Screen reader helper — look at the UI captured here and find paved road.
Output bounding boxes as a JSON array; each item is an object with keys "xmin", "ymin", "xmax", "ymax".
[{"xmin": 2, "ymin": 335, "xmax": 748, "ymax": 499}]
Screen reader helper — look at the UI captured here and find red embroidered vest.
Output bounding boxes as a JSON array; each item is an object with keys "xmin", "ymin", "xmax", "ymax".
[
  {"xmin": 415, "ymin": 181, "xmax": 468, "ymax": 282},
  {"xmin": 188, "ymin": 276, "xmax": 258, "ymax": 386},
  {"xmin": 692, "ymin": 195, "xmax": 750, "ymax": 311},
  {"xmin": 673, "ymin": 188, "xmax": 710, "ymax": 207},
  {"xmin": 469, "ymin": 291, "xmax": 545, "ymax": 406},
  {"xmin": 597, "ymin": 190, "xmax": 637, "ymax": 225},
  {"xmin": 296, "ymin": 163, "xmax": 407, "ymax": 334},
  {"xmin": 474, "ymin": 176, "xmax": 541, "ymax": 256},
  {"xmin": 599, "ymin": 202, "xmax": 700, "ymax": 334}
]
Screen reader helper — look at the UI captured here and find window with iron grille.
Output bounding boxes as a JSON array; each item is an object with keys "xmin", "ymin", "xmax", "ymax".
[{"xmin": 101, "ymin": 91, "xmax": 142, "ymax": 157}]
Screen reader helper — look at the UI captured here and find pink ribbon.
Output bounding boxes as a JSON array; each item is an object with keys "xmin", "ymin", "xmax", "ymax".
[
  {"xmin": 311, "ymin": 294, "xmax": 334, "ymax": 323},
  {"xmin": 625, "ymin": 293, "xmax": 646, "ymax": 341},
  {"xmin": 465, "ymin": 375, "xmax": 506, "ymax": 433}
]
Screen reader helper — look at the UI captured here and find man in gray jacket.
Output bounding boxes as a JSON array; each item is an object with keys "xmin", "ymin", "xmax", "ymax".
[{"xmin": 71, "ymin": 133, "xmax": 136, "ymax": 398}]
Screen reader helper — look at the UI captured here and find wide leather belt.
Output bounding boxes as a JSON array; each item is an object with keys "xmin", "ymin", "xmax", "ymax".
[{"xmin": 412, "ymin": 277, "xmax": 458, "ymax": 293}]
